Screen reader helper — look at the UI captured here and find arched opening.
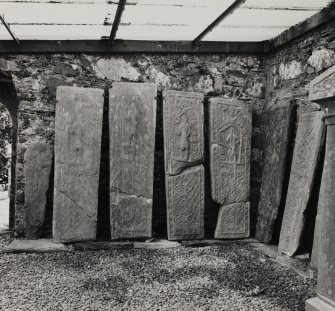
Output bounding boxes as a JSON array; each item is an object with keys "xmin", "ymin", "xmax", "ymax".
[
  {"xmin": 0, "ymin": 103, "xmax": 12, "ymax": 232},
  {"xmin": 0, "ymin": 71, "xmax": 19, "ymax": 232}
]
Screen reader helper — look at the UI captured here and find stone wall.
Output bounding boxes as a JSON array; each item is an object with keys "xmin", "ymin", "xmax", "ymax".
[
  {"xmin": 266, "ymin": 19, "xmax": 335, "ymax": 109},
  {"xmin": 265, "ymin": 19, "xmax": 335, "ymax": 243},
  {"xmin": 0, "ymin": 53, "xmax": 266, "ymax": 237}
]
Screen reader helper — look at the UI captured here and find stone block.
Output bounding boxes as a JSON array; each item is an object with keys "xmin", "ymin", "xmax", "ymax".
[
  {"xmin": 133, "ymin": 240, "xmax": 180, "ymax": 249},
  {"xmin": 214, "ymin": 202, "xmax": 250, "ymax": 239},
  {"xmin": 109, "ymin": 82, "xmax": 157, "ymax": 239},
  {"xmin": 53, "ymin": 86, "xmax": 104, "ymax": 243},
  {"xmin": 209, "ymin": 98, "xmax": 252, "ymax": 205},
  {"xmin": 24, "ymin": 142, "xmax": 53, "ymax": 239},
  {"xmin": 163, "ymin": 90, "xmax": 204, "ymax": 176},
  {"xmin": 306, "ymin": 297, "xmax": 335, "ymax": 311},
  {"xmin": 255, "ymin": 102, "xmax": 295, "ymax": 244},
  {"xmin": 73, "ymin": 241, "xmax": 133, "ymax": 251},
  {"xmin": 166, "ymin": 165, "xmax": 204, "ymax": 240},
  {"xmin": 278, "ymin": 111, "xmax": 325, "ymax": 256},
  {"xmin": 3, "ymin": 239, "xmax": 70, "ymax": 253},
  {"xmin": 309, "ymin": 64, "xmax": 335, "ymax": 103}
]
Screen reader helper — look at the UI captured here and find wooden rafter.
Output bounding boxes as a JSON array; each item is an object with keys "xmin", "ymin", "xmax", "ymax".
[
  {"xmin": 109, "ymin": 0, "xmax": 127, "ymax": 44},
  {"xmin": 193, "ymin": 0, "xmax": 246, "ymax": 44},
  {"xmin": 0, "ymin": 15, "xmax": 20, "ymax": 45}
]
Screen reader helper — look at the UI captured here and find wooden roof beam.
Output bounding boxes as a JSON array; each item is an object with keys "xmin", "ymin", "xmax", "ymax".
[
  {"xmin": 109, "ymin": 0, "xmax": 127, "ymax": 44},
  {"xmin": 193, "ymin": 0, "xmax": 246, "ymax": 44},
  {"xmin": 0, "ymin": 15, "xmax": 20, "ymax": 45},
  {"xmin": 0, "ymin": 40, "xmax": 265, "ymax": 53}
]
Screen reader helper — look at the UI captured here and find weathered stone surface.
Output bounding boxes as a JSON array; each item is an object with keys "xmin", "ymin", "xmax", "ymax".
[
  {"xmin": 133, "ymin": 240, "xmax": 180, "ymax": 249},
  {"xmin": 3, "ymin": 239, "xmax": 70, "ymax": 253},
  {"xmin": 109, "ymin": 82, "xmax": 157, "ymax": 239},
  {"xmin": 24, "ymin": 142, "xmax": 52, "ymax": 239},
  {"xmin": 306, "ymin": 297, "xmax": 335, "ymax": 311},
  {"xmin": 215, "ymin": 202, "xmax": 250, "ymax": 239},
  {"xmin": 309, "ymin": 65, "xmax": 335, "ymax": 103},
  {"xmin": 53, "ymin": 86, "xmax": 104, "ymax": 243},
  {"xmin": 310, "ymin": 208, "xmax": 322, "ymax": 270},
  {"xmin": 166, "ymin": 165, "xmax": 204, "ymax": 240},
  {"xmin": 255, "ymin": 102, "xmax": 294, "ymax": 244},
  {"xmin": 73, "ymin": 241, "xmax": 133, "ymax": 251},
  {"xmin": 182, "ymin": 239, "xmax": 257, "ymax": 248},
  {"xmin": 209, "ymin": 98, "xmax": 252, "ymax": 205},
  {"xmin": 278, "ymin": 111, "xmax": 325, "ymax": 256},
  {"xmin": 315, "ymin": 115, "xmax": 335, "ymax": 306},
  {"xmin": 163, "ymin": 90, "xmax": 204, "ymax": 176}
]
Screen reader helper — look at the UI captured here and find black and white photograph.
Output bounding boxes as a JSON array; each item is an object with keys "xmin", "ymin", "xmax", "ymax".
[{"xmin": 0, "ymin": 0, "xmax": 334, "ymax": 310}]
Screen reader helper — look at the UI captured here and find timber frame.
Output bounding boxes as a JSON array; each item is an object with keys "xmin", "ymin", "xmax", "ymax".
[{"xmin": 0, "ymin": 2, "xmax": 334, "ymax": 54}]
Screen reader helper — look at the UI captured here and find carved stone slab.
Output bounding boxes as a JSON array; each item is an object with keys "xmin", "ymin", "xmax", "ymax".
[
  {"xmin": 255, "ymin": 102, "xmax": 294, "ymax": 244},
  {"xmin": 209, "ymin": 98, "xmax": 252, "ymax": 205},
  {"xmin": 316, "ymin": 115, "xmax": 335, "ymax": 304},
  {"xmin": 278, "ymin": 111, "xmax": 324, "ymax": 256},
  {"xmin": 53, "ymin": 86, "xmax": 104, "ymax": 243},
  {"xmin": 214, "ymin": 202, "xmax": 250, "ymax": 239},
  {"xmin": 166, "ymin": 165, "xmax": 204, "ymax": 240},
  {"xmin": 24, "ymin": 142, "xmax": 52, "ymax": 239},
  {"xmin": 109, "ymin": 83, "xmax": 157, "ymax": 239},
  {"xmin": 309, "ymin": 65, "xmax": 335, "ymax": 103},
  {"xmin": 163, "ymin": 91, "xmax": 204, "ymax": 176}
]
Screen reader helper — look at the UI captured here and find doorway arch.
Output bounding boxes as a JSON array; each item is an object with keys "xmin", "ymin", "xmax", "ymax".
[{"xmin": 0, "ymin": 71, "xmax": 19, "ymax": 231}]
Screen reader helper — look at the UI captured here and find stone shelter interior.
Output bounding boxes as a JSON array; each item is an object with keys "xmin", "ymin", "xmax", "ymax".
[{"xmin": 1, "ymin": 1, "xmax": 335, "ymax": 310}]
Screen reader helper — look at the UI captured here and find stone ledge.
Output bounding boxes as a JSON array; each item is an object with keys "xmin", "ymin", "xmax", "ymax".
[
  {"xmin": 250, "ymin": 243, "xmax": 315, "ymax": 279},
  {"xmin": 73, "ymin": 241, "xmax": 133, "ymax": 251},
  {"xmin": 2, "ymin": 239, "xmax": 71, "ymax": 253},
  {"xmin": 306, "ymin": 297, "xmax": 335, "ymax": 311},
  {"xmin": 181, "ymin": 238, "xmax": 259, "ymax": 248},
  {"xmin": 134, "ymin": 239, "xmax": 180, "ymax": 249}
]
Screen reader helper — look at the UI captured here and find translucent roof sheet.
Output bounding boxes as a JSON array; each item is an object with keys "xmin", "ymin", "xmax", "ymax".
[{"xmin": 0, "ymin": 0, "xmax": 332, "ymax": 41}]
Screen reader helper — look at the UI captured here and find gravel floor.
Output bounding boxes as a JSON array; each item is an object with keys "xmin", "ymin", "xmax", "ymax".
[{"xmin": 0, "ymin": 236, "xmax": 316, "ymax": 311}]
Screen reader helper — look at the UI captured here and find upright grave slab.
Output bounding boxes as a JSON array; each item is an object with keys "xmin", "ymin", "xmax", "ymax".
[
  {"xmin": 24, "ymin": 142, "xmax": 53, "ymax": 239},
  {"xmin": 163, "ymin": 90, "xmax": 204, "ymax": 240},
  {"xmin": 163, "ymin": 91, "xmax": 204, "ymax": 176},
  {"xmin": 255, "ymin": 102, "xmax": 295, "ymax": 244},
  {"xmin": 109, "ymin": 83, "xmax": 157, "ymax": 239},
  {"xmin": 53, "ymin": 86, "xmax": 104, "ymax": 243},
  {"xmin": 209, "ymin": 98, "xmax": 251, "ymax": 239},
  {"xmin": 166, "ymin": 166, "xmax": 204, "ymax": 240},
  {"xmin": 306, "ymin": 65, "xmax": 335, "ymax": 311},
  {"xmin": 278, "ymin": 111, "xmax": 324, "ymax": 256}
]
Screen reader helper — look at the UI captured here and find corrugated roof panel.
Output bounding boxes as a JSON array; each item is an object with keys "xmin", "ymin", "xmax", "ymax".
[
  {"xmin": 117, "ymin": 25, "xmax": 204, "ymax": 41},
  {"xmin": 1, "ymin": 3, "xmax": 113, "ymax": 24},
  {"xmin": 6, "ymin": 25, "xmax": 108, "ymax": 39},
  {"xmin": 204, "ymin": 26, "xmax": 286, "ymax": 42},
  {"xmin": 120, "ymin": 1, "xmax": 235, "ymax": 27},
  {"xmin": 0, "ymin": 0, "xmax": 332, "ymax": 41}
]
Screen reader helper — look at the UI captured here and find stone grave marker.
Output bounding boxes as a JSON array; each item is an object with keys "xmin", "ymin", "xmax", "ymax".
[
  {"xmin": 166, "ymin": 166, "xmax": 204, "ymax": 240},
  {"xmin": 306, "ymin": 65, "xmax": 335, "ymax": 311},
  {"xmin": 24, "ymin": 142, "xmax": 53, "ymax": 239},
  {"xmin": 209, "ymin": 98, "xmax": 251, "ymax": 239},
  {"xmin": 109, "ymin": 82, "xmax": 157, "ymax": 239},
  {"xmin": 53, "ymin": 86, "xmax": 104, "ymax": 243},
  {"xmin": 163, "ymin": 90, "xmax": 204, "ymax": 240},
  {"xmin": 209, "ymin": 98, "xmax": 252, "ymax": 205},
  {"xmin": 163, "ymin": 91, "xmax": 204, "ymax": 175},
  {"xmin": 255, "ymin": 102, "xmax": 295, "ymax": 244},
  {"xmin": 278, "ymin": 111, "xmax": 324, "ymax": 256}
]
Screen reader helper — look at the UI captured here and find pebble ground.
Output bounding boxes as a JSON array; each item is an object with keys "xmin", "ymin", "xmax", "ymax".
[{"xmin": 0, "ymin": 236, "xmax": 316, "ymax": 311}]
